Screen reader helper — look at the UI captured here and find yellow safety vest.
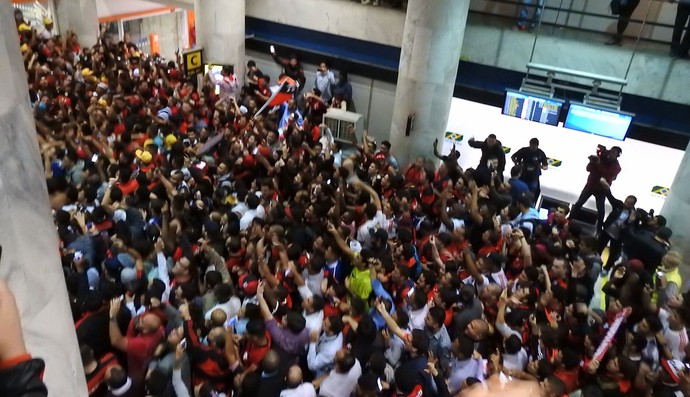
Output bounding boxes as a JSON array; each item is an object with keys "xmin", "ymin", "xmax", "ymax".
[{"xmin": 653, "ymin": 267, "xmax": 682, "ymax": 303}]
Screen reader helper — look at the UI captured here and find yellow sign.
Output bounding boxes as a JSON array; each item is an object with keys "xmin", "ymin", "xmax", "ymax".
[{"xmin": 183, "ymin": 48, "xmax": 204, "ymax": 78}]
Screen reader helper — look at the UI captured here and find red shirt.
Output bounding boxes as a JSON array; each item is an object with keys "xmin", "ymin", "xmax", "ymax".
[
  {"xmin": 125, "ymin": 319, "xmax": 164, "ymax": 384},
  {"xmin": 404, "ymin": 166, "xmax": 424, "ymax": 187},
  {"xmin": 243, "ymin": 331, "xmax": 272, "ymax": 367},
  {"xmin": 117, "ymin": 179, "xmax": 139, "ymax": 196}
]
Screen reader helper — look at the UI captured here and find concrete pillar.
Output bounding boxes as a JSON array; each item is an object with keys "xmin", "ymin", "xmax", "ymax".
[
  {"xmin": 193, "ymin": 0, "xmax": 245, "ymax": 81},
  {"xmin": 388, "ymin": 0, "xmax": 470, "ymax": 166},
  {"xmin": 54, "ymin": 0, "xmax": 99, "ymax": 47},
  {"xmin": 0, "ymin": 3, "xmax": 87, "ymax": 396},
  {"xmin": 661, "ymin": 144, "xmax": 690, "ymax": 270}
]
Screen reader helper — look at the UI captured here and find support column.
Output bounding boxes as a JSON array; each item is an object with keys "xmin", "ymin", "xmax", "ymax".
[
  {"xmin": 0, "ymin": 3, "xmax": 87, "ymax": 397},
  {"xmin": 54, "ymin": 0, "xmax": 99, "ymax": 47},
  {"xmin": 193, "ymin": 0, "xmax": 245, "ymax": 80},
  {"xmin": 661, "ymin": 145, "xmax": 690, "ymax": 269},
  {"xmin": 388, "ymin": 0, "xmax": 470, "ymax": 166}
]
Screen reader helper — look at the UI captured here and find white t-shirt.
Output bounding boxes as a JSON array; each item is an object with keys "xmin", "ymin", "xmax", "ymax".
[
  {"xmin": 319, "ymin": 359, "xmax": 362, "ymax": 397},
  {"xmin": 204, "ymin": 297, "xmax": 242, "ymax": 321},
  {"xmin": 239, "ymin": 205, "xmax": 266, "ymax": 230},
  {"xmin": 356, "ymin": 210, "xmax": 386, "ymax": 248},
  {"xmin": 281, "ymin": 383, "xmax": 317, "ymax": 397},
  {"xmin": 660, "ymin": 308, "xmax": 688, "ymax": 360},
  {"xmin": 409, "ymin": 305, "xmax": 429, "ymax": 331},
  {"xmin": 439, "ymin": 218, "xmax": 465, "ymax": 234},
  {"xmin": 463, "ymin": 269, "xmax": 508, "ymax": 292},
  {"xmin": 503, "ymin": 348, "xmax": 528, "ymax": 371}
]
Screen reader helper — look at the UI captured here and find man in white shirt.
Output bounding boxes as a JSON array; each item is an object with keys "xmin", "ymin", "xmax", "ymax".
[
  {"xmin": 314, "ymin": 62, "xmax": 336, "ymax": 103},
  {"xmin": 448, "ymin": 337, "xmax": 484, "ymax": 394},
  {"xmin": 281, "ymin": 365, "xmax": 317, "ymax": 397},
  {"xmin": 659, "ymin": 307, "xmax": 689, "ymax": 360},
  {"xmin": 208, "ymin": 65, "xmax": 240, "ymax": 100},
  {"xmin": 503, "ymin": 335, "xmax": 528, "ymax": 371},
  {"xmin": 204, "ymin": 284, "xmax": 241, "ymax": 322},
  {"xmin": 239, "ymin": 193, "xmax": 265, "ymax": 231},
  {"xmin": 307, "ymin": 316, "xmax": 344, "ymax": 377},
  {"xmin": 407, "ymin": 290, "xmax": 430, "ymax": 331},
  {"xmin": 315, "ymin": 349, "xmax": 362, "ymax": 397},
  {"xmin": 353, "ymin": 180, "xmax": 385, "ymax": 249},
  {"xmin": 356, "ymin": 205, "xmax": 386, "ymax": 250},
  {"xmin": 303, "ymin": 295, "xmax": 325, "ymax": 335}
]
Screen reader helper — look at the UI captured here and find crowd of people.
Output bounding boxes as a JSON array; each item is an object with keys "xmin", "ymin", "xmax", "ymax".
[{"xmin": 6, "ymin": 6, "xmax": 690, "ymax": 397}]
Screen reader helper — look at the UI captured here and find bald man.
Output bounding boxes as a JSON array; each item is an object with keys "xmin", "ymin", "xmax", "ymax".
[
  {"xmin": 209, "ymin": 308, "xmax": 227, "ymax": 329},
  {"xmin": 281, "ymin": 365, "xmax": 317, "ymax": 397},
  {"xmin": 257, "ymin": 350, "xmax": 286, "ymax": 397},
  {"xmin": 109, "ymin": 299, "xmax": 165, "ymax": 390}
]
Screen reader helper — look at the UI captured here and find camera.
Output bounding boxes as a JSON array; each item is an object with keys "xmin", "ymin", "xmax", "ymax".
[
  {"xmin": 588, "ymin": 144, "xmax": 609, "ymax": 162},
  {"xmin": 596, "ymin": 144, "xmax": 609, "ymax": 158}
]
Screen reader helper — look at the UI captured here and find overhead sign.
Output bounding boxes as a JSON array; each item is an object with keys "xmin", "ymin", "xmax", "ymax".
[{"xmin": 183, "ymin": 48, "xmax": 204, "ymax": 78}]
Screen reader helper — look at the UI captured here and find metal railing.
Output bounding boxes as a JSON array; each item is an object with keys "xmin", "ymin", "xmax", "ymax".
[{"xmin": 469, "ymin": 0, "xmax": 680, "ymax": 46}]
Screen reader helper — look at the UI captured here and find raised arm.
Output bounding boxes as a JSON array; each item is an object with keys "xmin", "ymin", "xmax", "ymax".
[
  {"xmin": 467, "ymin": 180, "xmax": 483, "ymax": 225},
  {"xmin": 463, "ymin": 249, "xmax": 485, "ymax": 285},
  {"xmin": 108, "ymin": 298, "xmax": 128, "ymax": 352},
  {"xmin": 353, "ymin": 179, "xmax": 381, "ymax": 211},
  {"xmin": 327, "ymin": 223, "xmax": 355, "ymax": 261}
]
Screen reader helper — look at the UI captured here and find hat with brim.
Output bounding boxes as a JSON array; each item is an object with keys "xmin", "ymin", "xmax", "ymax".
[{"xmin": 135, "ymin": 149, "xmax": 153, "ymax": 164}]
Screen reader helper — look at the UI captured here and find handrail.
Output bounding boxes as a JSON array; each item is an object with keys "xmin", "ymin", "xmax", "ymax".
[
  {"xmin": 474, "ymin": 0, "xmax": 679, "ymax": 31},
  {"xmin": 527, "ymin": 63, "xmax": 628, "ymax": 85},
  {"xmin": 469, "ymin": 10, "xmax": 673, "ymax": 46}
]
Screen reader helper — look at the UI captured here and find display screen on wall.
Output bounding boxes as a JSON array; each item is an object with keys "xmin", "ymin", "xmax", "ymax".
[
  {"xmin": 502, "ymin": 90, "xmax": 563, "ymax": 126},
  {"xmin": 564, "ymin": 104, "xmax": 634, "ymax": 141}
]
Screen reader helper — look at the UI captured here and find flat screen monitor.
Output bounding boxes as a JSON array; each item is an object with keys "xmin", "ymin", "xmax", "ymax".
[
  {"xmin": 502, "ymin": 90, "xmax": 563, "ymax": 126},
  {"xmin": 564, "ymin": 104, "xmax": 633, "ymax": 141}
]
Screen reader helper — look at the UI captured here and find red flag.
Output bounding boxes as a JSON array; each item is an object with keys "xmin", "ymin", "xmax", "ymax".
[{"xmin": 255, "ymin": 76, "xmax": 299, "ymax": 117}]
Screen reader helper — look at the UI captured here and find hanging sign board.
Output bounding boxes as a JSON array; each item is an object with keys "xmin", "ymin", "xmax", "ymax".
[{"xmin": 183, "ymin": 48, "xmax": 204, "ymax": 78}]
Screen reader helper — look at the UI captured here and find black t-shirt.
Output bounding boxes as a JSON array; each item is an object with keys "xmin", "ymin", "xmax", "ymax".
[{"xmin": 513, "ymin": 147, "xmax": 547, "ymax": 178}]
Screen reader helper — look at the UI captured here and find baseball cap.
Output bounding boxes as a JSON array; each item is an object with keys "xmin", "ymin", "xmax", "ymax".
[{"xmin": 239, "ymin": 274, "xmax": 258, "ymax": 296}]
